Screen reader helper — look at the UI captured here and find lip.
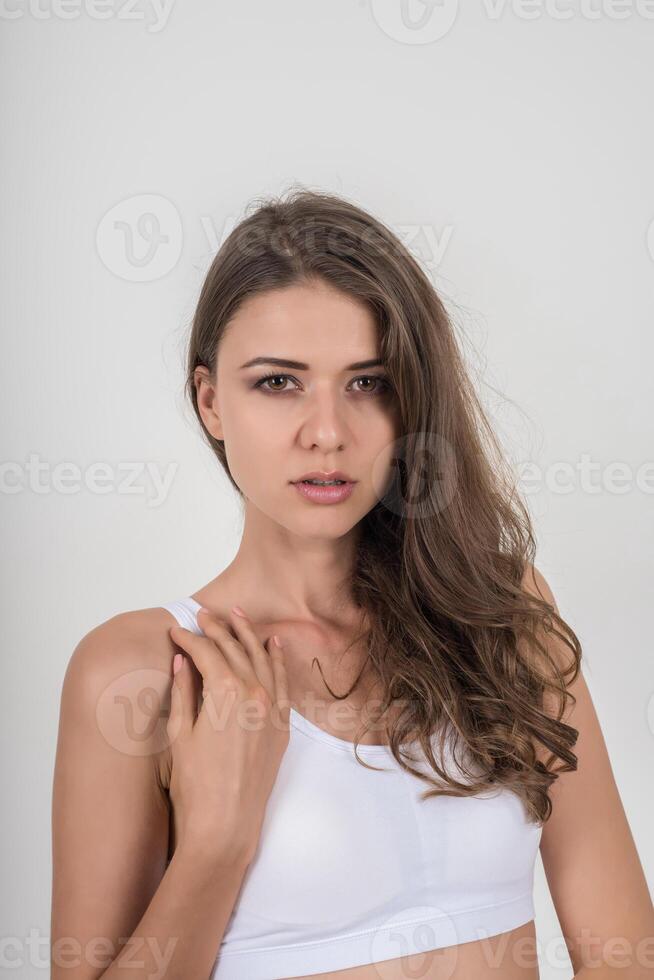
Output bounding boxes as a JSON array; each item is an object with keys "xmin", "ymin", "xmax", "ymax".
[
  {"xmin": 292, "ymin": 480, "xmax": 356, "ymax": 504},
  {"xmin": 291, "ymin": 470, "xmax": 354, "ymax": 483}
]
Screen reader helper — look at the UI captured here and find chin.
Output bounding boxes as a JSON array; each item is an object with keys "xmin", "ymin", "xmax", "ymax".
[{"xmin": 283, "ymin": 510, "xmax": 363, "ymax": 540}]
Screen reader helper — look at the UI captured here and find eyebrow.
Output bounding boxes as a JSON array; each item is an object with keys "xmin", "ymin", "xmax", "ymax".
[{"xmin": 239, "ymin": 356, "xmax": 384, "ymax": 371}]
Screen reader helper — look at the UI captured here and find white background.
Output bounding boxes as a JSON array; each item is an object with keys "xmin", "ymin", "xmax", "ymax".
[{"xmin": 1, "ymin": 1, "xmax": 653, "ymax": 976}]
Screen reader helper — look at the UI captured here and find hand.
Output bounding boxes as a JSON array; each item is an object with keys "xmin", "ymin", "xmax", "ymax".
[{"xmin": 166, "ymin": 607, "xmax": 290, "ymax": 867}]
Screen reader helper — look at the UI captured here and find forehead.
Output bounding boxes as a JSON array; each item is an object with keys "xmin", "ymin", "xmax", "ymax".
[{"xmin": 221, "ymin": 281, "xmax": 379, "ymax": 366}]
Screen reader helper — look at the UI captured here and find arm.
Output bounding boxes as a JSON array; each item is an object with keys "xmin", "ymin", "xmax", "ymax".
[
  {"xmin": 51, "ymin": 613, "xmax": 249, "ymax": 980},
  {"xmin": 523, "ymin": 566, "xmax": 654, "ymax": 978}
]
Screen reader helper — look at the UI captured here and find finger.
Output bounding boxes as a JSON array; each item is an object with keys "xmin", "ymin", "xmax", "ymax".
[
  {"xmin": 167, "ymin": 653, "xmax": 195, "ymax": 741},
  {"xmin": 269, "ymin": 635, "xmax": 290, "ymax": 726},
  {"xmin": 169, "ymin": 625, "xmax": 233, "ymax": 691},
  {"xmin": 227, "ymin": 609, "xmax": 275, "ymax": 695},
  {"xmin": 196, "ymin": 611, "xmax": 259, "ymax": 685},
  {"xmin": 185, "ymin": 649, "xmax": 205, "ymax": 716}
]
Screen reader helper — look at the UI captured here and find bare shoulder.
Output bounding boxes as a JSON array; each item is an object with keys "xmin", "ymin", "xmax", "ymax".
[
  {"xmin": 519, "ymin": 561, "xmax": 579, "ymax": 678},
  {"xmin": 62, "ymin": 603, "xmax": 181, "ymax": 790},
  {"xmin": 520, "ymin": 561, "xmax": 559, "ymax": 612},
  {"xmin": 516, "ymin": 562, "xmax": 584, "ymax": 773}
]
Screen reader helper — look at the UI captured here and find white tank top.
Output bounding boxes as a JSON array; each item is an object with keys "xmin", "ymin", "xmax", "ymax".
[{"xmin": 162, "ymin": 595, "xmax": 542, "ymax": 980}]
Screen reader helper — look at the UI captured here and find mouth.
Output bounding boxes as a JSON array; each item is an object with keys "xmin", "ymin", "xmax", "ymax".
[{"xmin": 290, "ymin": 472, "xmax": 357, "ymax": 504}]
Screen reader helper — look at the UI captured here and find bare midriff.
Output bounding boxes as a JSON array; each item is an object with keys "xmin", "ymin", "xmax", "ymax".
[{"xmin": 290, "ymin": 919, "xmax": 540, "ymax": 979}]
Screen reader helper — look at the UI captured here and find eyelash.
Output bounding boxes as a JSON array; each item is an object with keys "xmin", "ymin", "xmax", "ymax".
[{"xmin": 252, "ymin": 373, "xmax": 392, "ymax": 396}]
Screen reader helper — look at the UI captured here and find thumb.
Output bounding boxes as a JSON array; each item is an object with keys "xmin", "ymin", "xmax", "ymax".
[{"xmin": 167, "ymin": 652, "xmax": 195, "ymax": 743}]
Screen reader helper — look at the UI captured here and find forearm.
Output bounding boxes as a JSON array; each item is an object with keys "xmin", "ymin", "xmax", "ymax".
[
  {"xmin": 98, "ymin": 844, "xmax": 249, "ymax": 980},
  {"xmin": 571, "ymin": 927, "xmax": 654, "ymax": 978}
]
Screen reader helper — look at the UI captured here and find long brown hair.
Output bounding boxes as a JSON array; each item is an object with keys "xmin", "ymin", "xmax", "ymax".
[{"xmin": 184, "ymin": 186, "xmax": 581, "ymax": 825}]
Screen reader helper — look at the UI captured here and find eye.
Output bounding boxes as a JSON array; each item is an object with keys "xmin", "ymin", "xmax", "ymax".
[
  {"xmin": 351, "ymin": 375, "xmax": 391, "ymax": 395},
  {"xmin": 252, "ymin": 373, "xmax": 299, "ymax": 393},
  {"xmin": 251, "ymin": 373, "xmax": 392, "ymax": 395}
]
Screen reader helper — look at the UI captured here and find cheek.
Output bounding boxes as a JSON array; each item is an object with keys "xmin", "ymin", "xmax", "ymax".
[
  {"xmin": 220, "ymin": 402, "xmax": 290, "ymax": 493},
  {"xmin": 362, "ymin": 414, "xmax": 399, "ymax": 465},
  {"xmin": 223, "ymin": 397, "xmax": 288, "ymax": 449}
]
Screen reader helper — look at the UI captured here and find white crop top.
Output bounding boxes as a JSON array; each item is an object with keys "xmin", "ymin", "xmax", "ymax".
[{"xmin": 162, "ymin": 595, "xmax": 543, "ymax": 980}]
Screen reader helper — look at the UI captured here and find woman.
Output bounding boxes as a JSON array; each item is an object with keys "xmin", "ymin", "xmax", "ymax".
[{"xmin": 51, "ymin": 189, "xmax": 653, "ymax": 979}]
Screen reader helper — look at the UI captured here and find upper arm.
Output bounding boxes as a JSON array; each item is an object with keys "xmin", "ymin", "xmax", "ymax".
[
  {"xmin": 51, "ymin": 613, "xmax": 174, "ymax": 979},
  {"xmin": 524, "ymin": 566, "xmax": 654, "ymax": 975}
]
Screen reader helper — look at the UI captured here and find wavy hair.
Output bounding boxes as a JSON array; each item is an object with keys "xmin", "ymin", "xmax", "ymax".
[{"xmin": 184, "ymin": 186, "xmax": 582, "ymax": 825}]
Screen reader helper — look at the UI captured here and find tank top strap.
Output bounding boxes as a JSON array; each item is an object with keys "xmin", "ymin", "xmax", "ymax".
[{"xmin": 160, "ymin": 595, "xmax": 203, "ymax": 634}]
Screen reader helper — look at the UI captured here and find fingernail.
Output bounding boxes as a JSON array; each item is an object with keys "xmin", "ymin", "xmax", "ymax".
[
  {"xmin": 231, "ymin": 605, "xmax": 247, "ymax": 617},
  {"xmin": 198, "ymin": 606, "xmax": 210, "ymax": 615},
  {"xmin": 274, "ymin": 634, "xmax": 283, "ymax": 647},
  {"xmin": 173, "ymin": 653, "xmax": 183, "ymax": 674}
]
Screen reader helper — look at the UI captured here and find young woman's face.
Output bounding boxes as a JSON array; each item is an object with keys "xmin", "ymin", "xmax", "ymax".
[{"xmin": 196, "ymin": 279, "xmax": 401, "ymax": 539}]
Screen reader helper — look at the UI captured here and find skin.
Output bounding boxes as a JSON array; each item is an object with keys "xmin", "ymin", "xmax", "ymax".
[{"xmin": 51, "ymin": 280, "xmax": 653, "ymax": 979}]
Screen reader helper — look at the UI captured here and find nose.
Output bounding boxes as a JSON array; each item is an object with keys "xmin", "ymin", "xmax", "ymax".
[{"xmin": 298, "ymin": 389, "xmax": 348, "ymax": 453}]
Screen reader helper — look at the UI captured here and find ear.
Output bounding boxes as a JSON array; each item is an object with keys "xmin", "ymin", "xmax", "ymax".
[{"xmin": 194, "ymin": 365, "xmax": 224, "ymax": 442}]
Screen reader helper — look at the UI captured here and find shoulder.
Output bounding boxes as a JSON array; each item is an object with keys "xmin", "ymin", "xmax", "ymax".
[
  {"xmin": 60, "ymin": 604, "xmax": 180, "ymax": 789},
  {"xmin": 520, "ymin": 561, "xmax": 558, "ymax": 609},
  {"xmin": 518, "ymin": 562, "xmax": 578, "ymax": 679},
  {"xmin": 64, "ymin": 603, "xmax": 180, "ymax": 695},
  {"xmin": 516, "ymin": 563, "xmax": 583, "ymax": 771}
]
